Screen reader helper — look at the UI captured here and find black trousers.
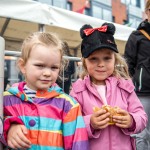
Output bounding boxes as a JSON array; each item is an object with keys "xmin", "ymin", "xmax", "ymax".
[{"xmin": 132, "ymin": 96, "xmax": 150, "ymax": 150}]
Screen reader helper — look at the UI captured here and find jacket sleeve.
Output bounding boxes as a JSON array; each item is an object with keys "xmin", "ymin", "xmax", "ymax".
[
  {"xmin": 121, "ymin": 90, "xmax": 148, "ymax": 135},
  {"xmin": 1, "ymin": 94, "xmax": 24, "ymax": 145},
  {"xmin": 70, "ymin": 89, "xmax": 101, "ymax": 139},
  {"xmin": 63, "ymin": 100, "xmax": 89, "ymax": 150},
  {"xmin": 124, "ymin": 31, "xmax": 139, "ymax": 77}
]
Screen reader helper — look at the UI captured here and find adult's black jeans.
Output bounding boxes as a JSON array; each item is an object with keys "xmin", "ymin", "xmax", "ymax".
[{"xmin": 132, "ymin": 96, "xmax": 150, "ymax": 150}]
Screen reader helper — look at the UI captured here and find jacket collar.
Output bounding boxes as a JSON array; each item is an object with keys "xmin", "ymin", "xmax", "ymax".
[
  {"xmin": 106, "ymin": 77, "xmax": 135, "ymax": 93},
  {"xmin": 73, "ymin": 75, "xmax": 135, "ymax": 93},
  {"xmin": 8, "ymin": 82, "xmax": 62, "ymax": 102}
]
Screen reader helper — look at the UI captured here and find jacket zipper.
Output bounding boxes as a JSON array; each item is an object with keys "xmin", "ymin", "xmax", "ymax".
[{"xmin": 138, "ymin": 68, "xmax": 143, "ymax": 91}]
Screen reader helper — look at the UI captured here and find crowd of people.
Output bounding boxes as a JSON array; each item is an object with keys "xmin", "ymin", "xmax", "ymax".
[{"xmin": 1, "ymin": 0, "xmax": 150, "ymax": 150}]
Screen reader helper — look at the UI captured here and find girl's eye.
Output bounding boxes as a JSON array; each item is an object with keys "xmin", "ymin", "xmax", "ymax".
[
  {"xmin": 104, "ymin": 57, "xmax": 111, "ymax": 60},
  {"xmin": 51, "ymin": 66, "xmax": 59, "ymax": 70},
  {"xmin": 35, "ymin": 64, "xmax": 44, "ymax": 68},
  {"xmin": 88, "ymin": 57, "xmax": 97, "ymax": 61}
]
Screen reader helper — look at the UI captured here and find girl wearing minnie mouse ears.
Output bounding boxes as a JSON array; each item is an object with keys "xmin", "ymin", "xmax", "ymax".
[{"xmin": 70, "ymin": 22, "xmax": 147, "ymax": 150}]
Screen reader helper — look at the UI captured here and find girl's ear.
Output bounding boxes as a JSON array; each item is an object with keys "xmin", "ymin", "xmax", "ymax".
[{"xmin": 17, "ymin": 58, "xmax": 26, "ymax": 75}]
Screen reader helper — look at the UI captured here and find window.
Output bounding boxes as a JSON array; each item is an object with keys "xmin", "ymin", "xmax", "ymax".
[
  {"xmin": 84, "ymin": 8, "xmax": 91, "ymax": 16},
  {"xmin": 67, "ymin": 2, "xmax": 72, "ymax": 10},
  {"xmin": 131, "ymin": 0, "xmax": 136, "ymax": 6},
  {"xmin": 121, "ymin": 0, "xmax": 141, "ymax": 8},
  {"xmin": 53, "ymin": 0, "xmax": 66, "ymax": 8},
  {"xmin": 93, "ymin": 5, "xmax": 102, "ymax": 19},
  {"xmin": 38, "ymin": 0, "xmax": 66, "ymax": 8},
  {"xmin": 38, "ymin": 0, "xmax": 52, "ymax": 5},
  {"xmin": 103, "ymin": 9, "xmax": 112, "ymax": 21},
  {"xmin": 128, "ymin": 17, "xmax": 141, "ymax": 28},
  {"xmin": 141, "ymin": 1, "xmax": 145, "ymax": 11},
  {"xmin": 121, "ymin": 0, "xmax": 126, "ymax": 3},
  {"xmin": 121, "ymin": 0, "xmax": 130, "ymax": 5},
  {"xmin": 136, "ymin": 0, "xmax": 140, "ymax": 7},
  {"xmin": 112, "ymin": 16, "xmax": 115, "ymax": 22},
  {"xmin": 123, "ymin": 19, "xmax": 128, "ymax": 25},
  {"xmin": 92, "ymin": 5, "xmax": 112, "ymax": 21}
]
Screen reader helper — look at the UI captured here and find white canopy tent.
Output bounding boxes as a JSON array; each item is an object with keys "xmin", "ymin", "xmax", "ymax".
[{"xmin": 0, "ymin": 0, "xmax": 135, "ymax": 55}]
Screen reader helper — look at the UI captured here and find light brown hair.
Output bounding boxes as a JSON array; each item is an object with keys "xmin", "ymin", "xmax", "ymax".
[
  {"xmin": 81, "ymin": 52, "xmax": 130, "ymax": 80},
  {"xmin": 17, "ymin": 32, "xmax": 66, "ymax": 78},
  {"xmin": 145, "ymin": 0, "xmax": 150, "ymax": 11},
  {"xmin": 21, "ymin": 32, "xmax": 63, "ymax": 63},
  {"xmin": 18, "ymin": 32, "xmax": 65, "ymax": 74}
]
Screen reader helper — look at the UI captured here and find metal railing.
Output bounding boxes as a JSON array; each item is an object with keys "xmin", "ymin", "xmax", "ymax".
[
  {"xmin": 0, "ymin": 37, "xmax": 4, "ymax": 150},
  {"xmin": 4, "ymin": 50, "xmax": 81, "ymax": 89},
  {"xmin": 5, "ymin": 50, "xmax": 81, "ymax": 61}
]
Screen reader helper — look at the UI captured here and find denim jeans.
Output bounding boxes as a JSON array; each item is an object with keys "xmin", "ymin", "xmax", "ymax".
[{"xmin": 132, "ymin": 96, "xmax": 150, "ymax": 150}]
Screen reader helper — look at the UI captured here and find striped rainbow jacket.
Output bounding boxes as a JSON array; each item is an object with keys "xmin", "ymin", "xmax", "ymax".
[{"xmin": 3, "ymin": 82, "xmax": 89, "ymax": 150}]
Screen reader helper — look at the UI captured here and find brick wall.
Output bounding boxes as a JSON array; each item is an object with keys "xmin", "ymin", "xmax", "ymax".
[{"xmin": 112, "ymin": 0, "xmax": 127, "ymax": 24}]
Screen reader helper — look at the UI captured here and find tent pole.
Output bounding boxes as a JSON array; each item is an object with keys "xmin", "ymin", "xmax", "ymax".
[
  {"xmin": 38, "ymin": 24, "xmax": 45, "ymax": 32},
  {"xmin": 0, "ymin": 37, "xmax": 5, "ymax": 150}
]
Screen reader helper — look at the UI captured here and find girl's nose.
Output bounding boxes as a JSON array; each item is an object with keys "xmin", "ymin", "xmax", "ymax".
[
  {"xmin": 43, "ymin": 69, "xmax": 51, "ymax": 76},
  {"xmin": 98, "ymin": 60, "xmax": 104, "ymax": 67}
]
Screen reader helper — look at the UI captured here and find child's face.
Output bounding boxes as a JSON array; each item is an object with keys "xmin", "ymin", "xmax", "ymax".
[
  {"xmin": 85, "ymin": 49, "xmax": 115, "ymax": 85},
  {"xmin": 20, "ymin": 45, "xmax": 61, "ymax": 91},
  {"xmin": 146, "ymin": 6, "xmax": 150, "ymax": 22}
]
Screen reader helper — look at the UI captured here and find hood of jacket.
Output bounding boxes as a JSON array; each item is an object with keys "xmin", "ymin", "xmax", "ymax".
[
  {"xmin": 7, "ymin": 82, "xmax": 63, "ymax": 102},
  {"xmin": 137, "ymin": 19, "xmax": 150, "ymax": 34}
]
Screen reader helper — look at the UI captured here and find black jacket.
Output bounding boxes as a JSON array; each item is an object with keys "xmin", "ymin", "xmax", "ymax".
[{"xmin": 124, "ymin": 19, "xmax": 150, "ymax": 96}]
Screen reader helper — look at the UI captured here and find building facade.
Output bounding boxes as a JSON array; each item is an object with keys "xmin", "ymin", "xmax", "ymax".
[{"xmin": 34, "ymin": 0, "xmax": 147, "ymax": 28}]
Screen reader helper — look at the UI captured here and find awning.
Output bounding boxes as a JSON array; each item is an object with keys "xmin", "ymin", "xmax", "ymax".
[{"xmin": 0, "ymin": 0, "xmax": 135, "ymax": 55}]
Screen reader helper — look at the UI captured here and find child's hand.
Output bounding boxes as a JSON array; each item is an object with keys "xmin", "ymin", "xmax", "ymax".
[
  {"xmin": 112, "ymin": 109, "xmax": 133, "ymax": 129},
  {"xmin": 7, "ymin": 124, "xmax": 31, "ymax": 149},
  {"xmin": 90, "ymin": 109, "xmax": 110, "ymax": 130}
]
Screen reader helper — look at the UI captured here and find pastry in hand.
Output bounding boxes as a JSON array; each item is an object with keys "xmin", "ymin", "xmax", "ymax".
[{"xmin": 93, "ymin": 105, "xmax": 122, "ymax": 125}]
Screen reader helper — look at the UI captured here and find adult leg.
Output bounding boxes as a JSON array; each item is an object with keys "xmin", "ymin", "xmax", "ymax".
[
  {"xmin": 64, "ymin": 79, "xmax": 71, "ymax": 94},
  {"xmin": 135, "ymin": 96, "xmax": 150, "ymax": 150}
]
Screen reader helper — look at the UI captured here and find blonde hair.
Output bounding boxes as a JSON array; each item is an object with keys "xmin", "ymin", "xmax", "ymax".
[
  {"xmin": 145, "ymin": 0, "xmax": 150, "ymax": 11},
  {"xmin": 81, "ymin": 53, "xmax": 130, "ymax": 80},
  {"xmin": 18, "ymin": 32, "xmax": 66, "ymax": 74}
]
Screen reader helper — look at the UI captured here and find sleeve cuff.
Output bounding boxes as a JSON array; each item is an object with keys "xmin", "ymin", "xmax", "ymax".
[
  {"xmin": 122, "ymin": 114, "xmax": 136, "ymax": 135},
  {"xmin": 84, "ymin": 115, "xmax": 101, "ymax": 138},
  {"xmin": 128, "ymin": 115, "xmax": 136, "ymax": 131},
  {"xmin": 4, "ymin": 117, "xmax": 24, "ymax": 142}
]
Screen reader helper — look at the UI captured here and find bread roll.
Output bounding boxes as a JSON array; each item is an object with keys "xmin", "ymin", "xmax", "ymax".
[{"xmin": 93, "ymin": 105, "xmax": 122, "ymax": 125}]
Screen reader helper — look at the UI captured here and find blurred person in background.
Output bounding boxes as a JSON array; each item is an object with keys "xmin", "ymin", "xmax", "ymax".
[
  {"xmin": 124, "ymin": 0, "xmax": 150, "ymax": 149},
  {"xmin": 57, "ymin": 41, "xmax": 75, "ymax": 94},
  {"xmin": 76, "ymin": 61, "xmax": 82, "ymax": 79},
  {"xmin": 4, "ymin": 61, "xmax": 9, "ymax": 91}
]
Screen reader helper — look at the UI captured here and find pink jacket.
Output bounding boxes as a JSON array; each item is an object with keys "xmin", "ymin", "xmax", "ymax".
[{"xmin": 70, "ymin": 76, "xmax": 147, "ymax": 150}]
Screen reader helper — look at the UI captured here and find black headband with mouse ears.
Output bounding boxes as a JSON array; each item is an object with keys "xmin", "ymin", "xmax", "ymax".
[{"xmin": 80, "ymin": 22, "xmax": 118, "ymax": 58}]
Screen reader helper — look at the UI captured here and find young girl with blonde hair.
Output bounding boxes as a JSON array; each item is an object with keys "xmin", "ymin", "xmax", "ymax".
[
  {"xmin": 2, "ymin": 32, "xmax": 89, "ymax": 150},
  {"xmin": 70, "ymin": 22, "xmax": 147, "ymax": 150}
]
